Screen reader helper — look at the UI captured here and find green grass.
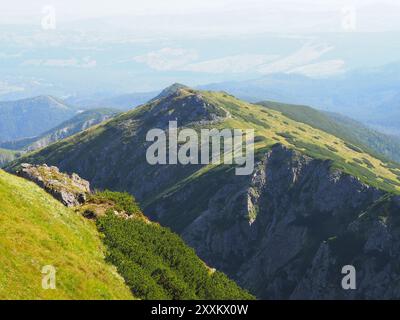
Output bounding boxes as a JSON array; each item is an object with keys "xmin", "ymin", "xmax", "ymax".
[{"xmin": 0, "ymin": 170, "xmax": 134, "ymax": 300}]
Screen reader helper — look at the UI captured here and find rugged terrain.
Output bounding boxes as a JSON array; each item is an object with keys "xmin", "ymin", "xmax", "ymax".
[
  {"xmin": 7, "ymin": 84, "xmax": 400, "ymax": 299},
  {"xmin": 171, "ymin": 144, "xmax": 400, "ymax": 299}
]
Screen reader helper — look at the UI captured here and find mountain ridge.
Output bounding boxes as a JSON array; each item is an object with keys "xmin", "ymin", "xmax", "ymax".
[
  {"xmin": 0, "ymin": 108, "xmax": 118, "ymax": 152},
  {"xmin": 0, "ymin": 95, "xmax": 78, "ymax": 142}
]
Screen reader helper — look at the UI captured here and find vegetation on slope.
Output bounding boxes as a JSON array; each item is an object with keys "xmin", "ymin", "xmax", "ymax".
[
  {"xmin": 0, "ymin": 160, "xmax": 250, "ymax": 300},
  {"xmin": 55, "ymin": 184, "xmax": 252, "ymax": 300},
  {"xmin": 258, "ymin": 100, "xmax": 400, "ymax": 164},
  {"xmin": 87, "ymin": 190, "xmax": 142, "ymax": 216},
  {"xmin": 0, "ymin": 170, "xmax": 133, "ymax": 300},
  {"xmin": 97, "ymin": 213, "xmax": 254, "ymax": 300},
  {"xmin": 199, "ymin": 91, "xmax": 400, "ymax": 193},
  {"xmin": 80, "ymin": 189, "xmax": 253, "ymax": 300}
]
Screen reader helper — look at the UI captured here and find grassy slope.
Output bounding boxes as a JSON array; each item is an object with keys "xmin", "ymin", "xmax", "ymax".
[
  {"xmin": 7, "ymin": 88, "xmax": 400, "ymax": 195},
  {"xmin": 257, "ymin": 100, "xmax": 400, "ymax": 164},
  {"xmin": 0, "ymin": 169, "xmax": 133, "ymax": 300},
  {"xmin": 200, "ymin": 91, "xmax": 400, "ymax": 193}
]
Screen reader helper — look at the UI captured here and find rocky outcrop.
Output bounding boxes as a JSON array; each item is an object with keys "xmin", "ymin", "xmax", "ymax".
[
  {"xmin": 143, "ymin": 86, "xmax": 229, "ymax": 130},
  {"xmin": 17, "ymin": 163, "xmax": 90, "ymax": 207},
  {"xmin": 147, "ymin": 144, "xmax": 400, "ymax": 299}
]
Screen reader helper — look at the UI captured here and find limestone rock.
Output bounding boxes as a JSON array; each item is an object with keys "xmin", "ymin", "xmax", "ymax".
[{"xmin": 17, "ymin": 163, "xmax": 90, "ymax": 207}]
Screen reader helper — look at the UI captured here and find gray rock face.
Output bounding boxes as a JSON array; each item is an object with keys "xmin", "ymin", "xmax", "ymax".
[
  {"xmin": 148, "ymin": 144, "xmax": 400, "ymax": 299},
  {"xmin": 17, "ymin": 163, "xmax": 90, "ymax": 207}
]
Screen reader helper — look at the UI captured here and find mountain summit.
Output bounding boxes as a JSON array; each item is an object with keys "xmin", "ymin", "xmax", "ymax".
[
  {"xmin": 150, "ymin": 83, "xmax": 189, "ymax": 102},
  {"xmin": 145, "ymin": 85, "xmax": 229, "ymax": 129}
]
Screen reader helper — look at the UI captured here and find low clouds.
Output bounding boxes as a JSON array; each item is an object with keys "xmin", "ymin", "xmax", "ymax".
[
  {"xmin": 288, "ymin": 59, "xmax": 345, "ymax": 77},
  {"xmin": 0, "ymin": 52, "xmax": 23, "ymax": 59},
  {"xmin": 182, "ymin": 54, "xmax": 279, "ymax": 74},
  {"xmin": 133, "ymin": 48, "xmax": 198, "ymax": 71},
  {"xmin": 21, "ymin": 57, "xmax": 97, "ymax": 68},
  {"xmin": 3, "ymin": 0, "xmax": 400, "ymax": 33},
  {"xmin": 0, "ymin": 81, "xmax": 24, "ymax": 95},
  {"xmin": 133, "ymin": 43, "xmax": 345, "ymax": 78},
  {"xmin": 258, "ymin": 43, "xmax": 335, "ymax": 74}
]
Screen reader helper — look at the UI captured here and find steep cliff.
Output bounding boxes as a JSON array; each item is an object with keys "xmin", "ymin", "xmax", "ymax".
[{"xmin": 158, "ymin": 144, "xmax": 399, "ymax": 299}]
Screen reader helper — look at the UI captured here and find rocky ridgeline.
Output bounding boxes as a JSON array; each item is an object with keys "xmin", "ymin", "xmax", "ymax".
[{"xmin": 17, "ymin": 163, "xmax": 90, "ymax": 207}]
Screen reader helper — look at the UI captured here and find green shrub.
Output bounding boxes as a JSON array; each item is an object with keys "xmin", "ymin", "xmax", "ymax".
[
  {"xmin": 276, "ymin": 132, "xmax": 294, "ymax": 140},
  {"xmin": 90, "ymin": 190, "xmax": 141, "ymax": 216},
  {"xmin": 362, "ymin": 158, "xmax": 374, "ymax": 169},
  {"xmin": 345, "ymin": 142, "xmax": 363, "ymax": 153},
  {"xmin": 97, "ymin": 214, "xmax": 254, "ymax": 300},
  {"xmin": 152, "ymin": 267, "xmax": 196, "ymax": 300},
  {"xmin": 325, "ymin": 144, "xmax": 338, "ymax": 153}
]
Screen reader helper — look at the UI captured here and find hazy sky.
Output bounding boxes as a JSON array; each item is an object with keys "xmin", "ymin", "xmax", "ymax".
[
  {"xmin": 1, "ymin": 0, "xmax": 400, "ymax": 33},
  {"xmin": 1, "ymin": 0, "xmax": 400, "ymax": 97}
]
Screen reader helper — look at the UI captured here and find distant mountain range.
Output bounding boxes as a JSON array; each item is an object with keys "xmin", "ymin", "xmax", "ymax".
[
  {"xmin": 201, "ymin": 63, "xmax": 400, "ymax": 136},
  {"xmin": 67, "ymin": 63, "xmax": 400, "ymax": 137},
  {"xmin": 0, "ymin": 108, "xmax": 118, "ymax": 152},
  {"xmin": 7, "ymin": 84, "xmax": 400, "ymax": 299},
  {"xmin": 0, "ymin": 95, "xmax": 78, "ymax": 142},
  {"xmin": 65, "ymin": 91, "xmax": 157, "ymax": 111}
]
